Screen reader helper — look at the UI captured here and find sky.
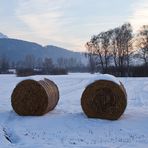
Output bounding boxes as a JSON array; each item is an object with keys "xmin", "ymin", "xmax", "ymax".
[{"xmin": 0, "ymin": 0, "xmax": 148, "ymax": 51}]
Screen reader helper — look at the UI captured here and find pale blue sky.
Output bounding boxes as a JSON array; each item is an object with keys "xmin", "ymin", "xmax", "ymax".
[{"xmin": 0, "ymin": 0, "xmax": 148, "ymax": 51}]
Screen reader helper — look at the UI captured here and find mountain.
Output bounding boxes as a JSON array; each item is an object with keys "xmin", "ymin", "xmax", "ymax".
[
  {"xmin": 0, "ymin": 33, "xmax": 8, "ymax": 38},
  {"xmin": 45, "ymin": 45, "xmax": 86, "ymax": 62},
  {"xmin": 0, "ymin": 38, "xmax": 87, "ymax": 64},
  {"xmin": 0, "ymin": 38, "xmax": 46, "ymax": 62}
]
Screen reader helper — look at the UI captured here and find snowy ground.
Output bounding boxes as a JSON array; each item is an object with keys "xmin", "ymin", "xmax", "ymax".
[{"xmin": 0, "ymin": 73, "xmax": 148, "ymax": 148}]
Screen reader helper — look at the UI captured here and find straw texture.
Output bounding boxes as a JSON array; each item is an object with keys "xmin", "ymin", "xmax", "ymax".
[
  {"xmin": 81, "ymin": 80, "xmax": 127, "ymax": 120},
  {"xmin": 11, "ymin": 78, "xmax": 59, "ymax": 116}
]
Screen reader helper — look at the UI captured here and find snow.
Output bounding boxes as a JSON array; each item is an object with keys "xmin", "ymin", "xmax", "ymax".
[
  {"xmin": 0, "ymin": 73, "xmax": 148, "ymax": 148},
  {"xmin": 0, "ymin": 33, "xmax": 8, "ymax": 38},
  {"xmin": 87, "ymin": 73, "xmax": 121, "ymax": 86}
]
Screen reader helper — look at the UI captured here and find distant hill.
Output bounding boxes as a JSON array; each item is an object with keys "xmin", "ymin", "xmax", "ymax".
[
  {"xmin": 45, "ymin": 45, "xmax": 86, "ymax": 62},
  {"xmin": 0, "ymin": 38, "xmax": 87, "ymax": 64}
]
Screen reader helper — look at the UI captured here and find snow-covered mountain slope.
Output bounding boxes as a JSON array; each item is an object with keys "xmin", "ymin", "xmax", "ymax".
[
  {"xmin": 0, "ymin": 32, "xmax": 8, "ymax": 38},
  {"xmin": 0, "ymin": 73, "xmax": 148, "ymax": 147}
]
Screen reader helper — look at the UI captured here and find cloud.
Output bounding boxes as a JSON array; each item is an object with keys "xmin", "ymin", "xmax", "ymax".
[
  {"xmin": 130, "ymin": 0, "xmax": 148, "ymax": 31},
  {"xmin": 15, "ymin": 0, "xmax": 85, "ymax": 51},
  {"xmin": 8, "ymin": 0, "xmax": 133, "ymax": 51},
  {"xmin": 15, "ymin": 0, "xmax": 126, "ymax": 51}
]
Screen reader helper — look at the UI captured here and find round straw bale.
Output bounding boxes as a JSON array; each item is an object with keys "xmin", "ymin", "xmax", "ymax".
[
  {"xmin": 11, "ymin": 79, "xmax": 59, "ymax": 116},
  {"xmin": 81, "ymin": 80, "xmax": 127, "ymax": 120}
]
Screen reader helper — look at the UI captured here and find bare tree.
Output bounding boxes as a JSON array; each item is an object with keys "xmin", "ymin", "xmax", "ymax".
[
  {"xmin": 36, "ymin": 58, "xmax": 43, "ymax": 69},
  {"xmin": 0, "ymin": 55, "xmax": 9, "ymax": 73},
  {"xmin": 135, "ymin": 25, "xmax": 148, "ymax": 65},
  {"xmin": 57, "ymin": 58, "xmax": 68, "ymax": 69},
  {"xmin": 84, "ymin": 51, "xmax": 97, "ymax": 73},
  {"xmin": 86, "ymin": 23, "xmax": 133, "ymax": 75},
  {"xmin": 99, "ymin": 31, "xmax": 112, "ymax": 70},
  {"xmin": 42, "ymin": 58, "xmax": 54, "ymax": 74},
  {"xmin": 86, "ymin": 31, "xmax": 112, "ymax": 73},
  {"xmin": 24, "ymin": 54, "xmax": 36, "ymax": 69},
  {"xmin": 110, "ymin": 23, "xmax": 133, "ymax": 75}
]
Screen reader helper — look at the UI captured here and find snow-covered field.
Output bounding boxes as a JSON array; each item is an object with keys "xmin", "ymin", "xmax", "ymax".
[{"xmin": 0, "ymin": 73, "xmax": 148, "ymax": 148}]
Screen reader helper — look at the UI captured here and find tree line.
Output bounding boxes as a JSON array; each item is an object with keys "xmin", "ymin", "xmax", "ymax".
[
  {"xmin": 0, "ymin": 54, "xmax": 89, "ymax": 76},
  {"xmin": 86, "ymin": 23, "xmax": 148, "ymax": 76}
]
